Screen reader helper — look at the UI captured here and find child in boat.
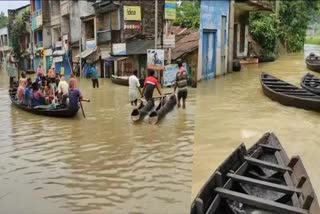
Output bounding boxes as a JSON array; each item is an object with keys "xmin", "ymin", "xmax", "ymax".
[
  {"xmin": 67, "ymin": 78, "xmax": 82, "ymax": 110},
  {"xmin": 16, "ymin": 79, "xmax": 26, "ymax": 104},
  {"xmin": 128, "ymin": 69, "xmax": 141, "ymax": 106},
  {"xmin": 31, "ymin": 82, "xmax": 45, "ymax": 108},
  {"xmin": 23, "ymin": 78, "xmax": 32, "ymax": 106}
]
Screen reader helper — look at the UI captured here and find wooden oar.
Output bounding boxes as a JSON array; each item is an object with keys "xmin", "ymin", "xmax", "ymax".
[{"xmin": 79, "ymin": 98, "xmax": 89, "ymax": 118}]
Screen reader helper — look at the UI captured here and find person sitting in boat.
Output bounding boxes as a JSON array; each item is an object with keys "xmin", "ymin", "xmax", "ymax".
[
  {"xmin": 67, "ymin": 78, "xmax": 82, "ymax": 110},
  {"xmin": 48, "ymin": 67, "xmax": 56, "ymax": 83},
  {"xmin": 129, "ymin": 69, "xmax": 141, "ymax": 106},
  {"xmin": 69, "ymin": 73, "xmax": 78, "ymax": 88},
  {"xmin": 37, "ymin": 65, "xmax": 43, "ymax": 77},
  {"xmin": 57, "ymin": 74, "xmax": 69, "ymax": 102},
  {"xmin": 16, "ymin": 79, "xmax": 26, "ymax": 104},
  {"xmin": 20, "ymin": 71, "xmax": 27, "ymax": 83},
  {"xmin": 23, "ymin": 78, "xmax": 32, "ymax": 106},
  {"xmin": 45, "ymin": 83, "xmax": 55, "ymax": 104},
  {"xmin": 141, "ymin": 70, "xmax": 162, "ymax": 101},
  {"xmin": 31, "ymin": 82, "xmax": 45, "ymax": 108}
]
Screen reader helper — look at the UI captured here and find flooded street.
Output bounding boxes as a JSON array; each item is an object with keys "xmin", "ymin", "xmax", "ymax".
[
  {"xmin": 0, "ymin": 72, "xmax": 195, "ymax": 213},
  {"xmin": 193, "ymin": 45, "xmax": 320, "ymax": 202}
]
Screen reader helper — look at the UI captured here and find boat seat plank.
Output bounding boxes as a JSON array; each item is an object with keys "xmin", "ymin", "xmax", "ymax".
[
  {"xmin": 259, "ymin": 143, "xmax": 282, "ymax": 151},
  {"xmin": 205, "ymin": 195, "xmax": 221, "ymax": 214},
  {"xmin": 226, "ymin": 173, "xmax": 302, "ymax": 194},
  {"xmin": 275, "ymin": 152, "xmax": 301, "ymax": 208},
  {"xmin": 215, "ymin": 188, "xmax": 308, "ymax": 214},
  {"xmin": 244, "ymin": 156, "xmax": 292, "ymax": 173}
]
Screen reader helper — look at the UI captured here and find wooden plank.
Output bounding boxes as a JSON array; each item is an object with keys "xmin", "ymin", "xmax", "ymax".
[
  {"xmin": 226, "ymin": 173, "xmax": 302, "ymax": 194},
  {"xmin": 205, "ymin": 195, "xmax": 221, "ymax": 214},
  {"xmin": 275, "ymin": 151, "xmax": 301, "ymax": 208},
  {"xmin": 302, "ymin": 194, "xmax": 314, "ymax": 210},
  {"xmin": 215, "ymin": 188, "xmax": 308, "ymax": 214},
  {"xmin": 195, "ymin": 198, "xmax": 204, "ymax": 214},
  {"xmin": 244, "ymin": 156, "xmax": 292, "ymax": 173},
  {"xmin": 259, "ymin": 143, "xmax": 281, "ymax": 151}
]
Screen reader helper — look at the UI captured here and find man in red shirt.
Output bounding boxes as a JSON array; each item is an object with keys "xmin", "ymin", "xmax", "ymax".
[{"xmin": 141, "ymin": 70, "xmax": 162, "ymax": 101}]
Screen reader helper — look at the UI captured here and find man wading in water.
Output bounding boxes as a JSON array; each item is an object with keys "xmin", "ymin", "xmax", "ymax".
[
  {"xmin": 141, "ymin": 70, "xmax": 162, "ymax": 101},
  {"xmin": 174, "ymin": 61, "xmax": 188, "ymax": 109}
]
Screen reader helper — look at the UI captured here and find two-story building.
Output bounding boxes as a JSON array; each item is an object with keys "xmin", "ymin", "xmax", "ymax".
[
  {"xmin": 30, "ymin": 0, "xmax": 51, "ymax": 73},
  {"xmin": 0, "ymin": 27, "xmax": 10, "ymax": 62},
  {"xmin": 8, "ymin": 4, "xmax": 32, "ymax": 72}
]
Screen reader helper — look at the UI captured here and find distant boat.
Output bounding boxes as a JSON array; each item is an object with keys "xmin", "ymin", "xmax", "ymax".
[
  {"xmin": 111, "ymin": 75, "xmax": 144, "ymax": 88},
  {"xmin": 261, "ymin": 72, "xmax": 320, "ymax": 112},
  {"xmin": 305, "ymin": 52, "xmax": 320, "ymax": 72}
]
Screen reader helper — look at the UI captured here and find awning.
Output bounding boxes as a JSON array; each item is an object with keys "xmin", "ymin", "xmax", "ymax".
[
  {"xmin": 75, "ymin": 49, "xmax": 96, "ymax": 59},
  {"xmin": 126, "ymin": 39, "xmax": 155, "ymax": 55},
  {"xmin": 52, "ymin": 50, "xmax": 65, "ymax": 56},
  {"xmin": 103, "ymin": 56, "xmax": 128, "ymax": 61}
]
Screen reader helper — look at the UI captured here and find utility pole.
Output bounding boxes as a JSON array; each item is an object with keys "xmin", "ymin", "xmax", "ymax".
[
  {"xmin": 155, "ymin": 0, "xmax": 158, "ymax": 50},
  {"xmin": 227, "ymin": 0, "xmax": 235, "ymax": 73},
  {"xmin": 79, "ymin": 18, "xmax": 82, "ymax": 79}
]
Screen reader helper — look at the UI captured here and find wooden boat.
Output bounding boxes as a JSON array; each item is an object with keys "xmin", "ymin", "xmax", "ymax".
[
  {"xmin": 9, "ymin": 89, "xmax": 79, "ymax": 118},
  {"xmin": 240, "ymin": 57, "xmax": 259, "ymax": 65},
  {"xmin": 261, "ymin": 72, "xmax": 320, "ymax": 112},
  {"xmin": 149, "ymin": 94, "xmax": 176, "ymax": 125},
  {"xmin": 131, "ymin": 99, "xmax": 154, "ymax": 122},
  {"xmin": 301, "ymin": 73, "xmax": 320, "ymax": 95},
  {"xmin": 258, "ymin": 55, "xmax": 276, "ymax": 63},
  {"xmin": 191, "ymin": 132, "xmax": 319, "ymax": 214},
  {"xmin": 306, "ymin": 53, "xmax": 320, "ymax": 73},
  {"xmin": 111, "ymin": 75, "xmax": 144, "ymax": 88}
]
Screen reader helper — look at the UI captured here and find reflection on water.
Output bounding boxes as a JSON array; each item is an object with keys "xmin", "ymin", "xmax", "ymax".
[
  {"xmin": 193, "ymin": 45, "xmax": 320, "ymax": 203},
  {"xmin": 0, "ymin": 71, "xmax": 195, "ymax": 213}
]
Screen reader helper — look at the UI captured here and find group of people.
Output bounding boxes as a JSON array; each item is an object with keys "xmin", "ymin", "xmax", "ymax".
[
  {"xmin": 128, "ymin": 61, "xmax": 188, "ymax": 109},
  {"xmin": 15, "ymin": 65, "xmax": 82, "ymax": 110}
]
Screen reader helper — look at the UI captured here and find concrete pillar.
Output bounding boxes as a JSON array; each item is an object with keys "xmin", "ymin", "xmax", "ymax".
[{"xmin": 227, "ymin": 0, "xmax": 235, "ymax": 73}]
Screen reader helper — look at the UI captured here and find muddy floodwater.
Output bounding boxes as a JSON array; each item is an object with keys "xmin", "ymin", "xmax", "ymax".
[
  {"xmin": 193, "ymin": 44, "xmax": 320, "ymax": 202},
  {"xmin": 0, "ymin": 72, "xmax": 195, "ymax": 213}
]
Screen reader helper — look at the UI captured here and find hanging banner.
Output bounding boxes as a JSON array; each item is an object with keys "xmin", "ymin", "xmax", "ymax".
[
  {"xmin": 112, "ymin": 43, "xmax": 127, "ymax": 56},
  {"xmin": 123, "ymin": 21, "xmax": 142, "ymax": 32},
  {"xmin": 123, "ymin": 6, "xmax": 141, "ymax": 21},
  {"xmin": 163, "ymin": 34, "xmax": 175, "ymax": 48},
  {"xmin": 165, "ymin": 1, "xmax": 176, "ymax": 20},
  {"xmin": 147, "ymin": 49, "xmax": 165, "ymax": 71},
  {"xmin": 86, "ymin": 40, "xmax": 96, "ymax": 50},
  {"xmin": 163, "ymin": 64, "xmax": 178, "ymax": 86}
]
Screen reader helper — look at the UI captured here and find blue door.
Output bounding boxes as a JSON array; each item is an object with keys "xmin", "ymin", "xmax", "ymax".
[{"xmin": 202, "ymin": 30, "xmax": 216, "ymax": 80}]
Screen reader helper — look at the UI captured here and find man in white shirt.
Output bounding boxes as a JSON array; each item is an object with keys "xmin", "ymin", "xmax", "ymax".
[
  {"xmin": 57, "ymin": 74, "xmax": 69, "ymax": 103},
  {"xmin": 128, "ymin": 70, "xmax": 142, "ymax": 106}
]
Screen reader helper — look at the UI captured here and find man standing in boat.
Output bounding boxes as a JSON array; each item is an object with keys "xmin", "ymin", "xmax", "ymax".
[
  {"xmin": 141, "ymin": 70, "xmax": 162, "ymax": 101},
  {"xmin": 174, "ymin": 60, "xmax": 188, "ymax": 109}
]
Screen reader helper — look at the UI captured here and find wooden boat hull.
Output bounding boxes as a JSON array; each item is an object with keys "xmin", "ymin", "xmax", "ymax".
[
  {"xmin": 111, "ymin": 75, "xmax": 144, "ymax": 88},
  {"xmin": 261, "ymin": 72, "xmax": 320, "ymax": 112},
  {"xmin": 9, "ymin": 93, "xmax": 79, "ymax": 118},
  {"xmin": 149, "ymin": 94, "xmax": 176, "ymax": 125},
  {"xmin": 301, "ymin": 73, "xmax": 320, "ymax": 95},
  {"xmin": 258, "ymin": 55, "xmax": 276, "ymax": 63},
  {"xmin": 131, "ymin": 99, "xmax": 154, "ymax": 122},
  {"xmin": 240, "ymin": 58, "xmax": 259, "ymax": 65},
  {"xmin": 306, "ymin": 54, "xmax": 320, "ymax": 73},
  {"xmin": 191, "ymin": 132, "xmax": 319, "ymax": 214}
]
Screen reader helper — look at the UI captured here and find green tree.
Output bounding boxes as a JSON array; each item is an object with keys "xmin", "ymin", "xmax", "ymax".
[
  {"xmin": 173, "ymin": 1, "xmax": 200, "ymax": 29},
  {"xmin": 0, "ymin": 12, "xmax": 8, "ymax": 28}
]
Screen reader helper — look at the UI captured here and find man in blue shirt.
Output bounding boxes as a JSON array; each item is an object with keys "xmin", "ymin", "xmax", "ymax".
[{"xmin": 90, "ymin": 63, "xmax": 99, "ymax": 88}]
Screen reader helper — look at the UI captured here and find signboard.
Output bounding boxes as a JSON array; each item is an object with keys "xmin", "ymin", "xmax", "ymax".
[
  {"xmin": 53, "ymin": 56, "xmax": 63, "ymax": 63},
  {"xmin": 165, "ymin": 1, "xmax": 176, "ymax": 20},
  {"xmin": 123, "ymin": 6, "xmax": 141, "ymax": 21},
  {"xmin": 147, "ymin": 49, "xmax": 165, "ymax": 71},
  {"xmin": 163, "ymin": 34, "xmax": 175, "ymax": 48},
  {"xmin": 112, "ymin": 43, "xmax": 127, "ymax": 56},
  {"xmin": 163, "ymin": 64, "xmax": 178, "ymax": 86},
  {"xmin": 124, "ymin": 22, "xmax": 141, "ymax": 32},
  {"xmin": 86, "ymin": 40, "xmax": 96, "ymax": 50}
]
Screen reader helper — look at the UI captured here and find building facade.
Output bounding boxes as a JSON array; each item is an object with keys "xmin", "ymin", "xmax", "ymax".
[
  {"xmin": 0, "ymin": 27, "xmax": 10, "ymax": 61},
  {"xmin": 198, "ymin": 0, "xmax": 229, "ymax": 80}
]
